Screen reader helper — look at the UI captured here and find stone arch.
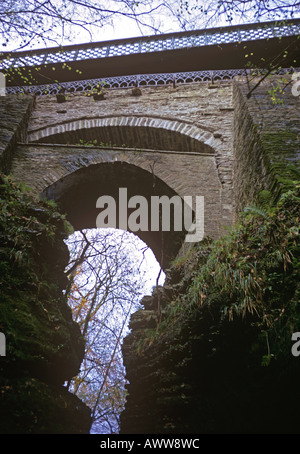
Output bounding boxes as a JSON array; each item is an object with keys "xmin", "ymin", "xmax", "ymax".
[
  {"xmin": 12, "ymin": 111, "xmax": 225, "ymax": 243},
  {"xmin": 28, "ymin": 116, "xmax": 219, "ymax": 154},
  {"xmin": 42, "ymin": 161, "xmax": 193, "ymax": 269}
]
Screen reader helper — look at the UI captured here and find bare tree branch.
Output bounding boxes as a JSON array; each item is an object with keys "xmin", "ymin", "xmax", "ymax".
[{"xmin": 65, "ymin": 228, "xmax": 162, "ymax": 433}]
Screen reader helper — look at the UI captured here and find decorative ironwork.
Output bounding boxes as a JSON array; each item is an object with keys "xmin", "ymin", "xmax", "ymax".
[
  {"xmin": 1, "ymin": 18, "xmax": 299, "ymax": 71},
  {"xmin": 6, "ymin": 67, "xmax": 298, "ymax": 96}
]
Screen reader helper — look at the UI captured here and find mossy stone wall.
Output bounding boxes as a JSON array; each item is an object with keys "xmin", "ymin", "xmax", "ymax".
[
  {"xmin": 233, "ymin": 74, "xmax": 300, "ymax": 214},
  {"xmin": 0, "ymin": 94, "xmax": 35, "ymax": 173}
]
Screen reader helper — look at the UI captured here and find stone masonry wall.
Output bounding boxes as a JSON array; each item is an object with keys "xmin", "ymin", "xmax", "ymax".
[
  {"xmin": 7, "ymin": 82, "xmax": 236, "ymax": 243},
  {"xmin": 0, "ymin": 94, "xmax": 35, "ymax": 173},
  {"xmin": 233, "ymin": 74, "xmax": 300, "ymax": 214},
  {"xmin": 11, "ymin": 144, "xmax": 223, "ymax": 241},
  {"xmin": 24, "ymin": 82, "xmax": 235, "ymax": 230}
]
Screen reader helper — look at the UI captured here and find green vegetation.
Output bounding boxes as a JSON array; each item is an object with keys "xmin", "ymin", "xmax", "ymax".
[
  {"xmin": 123, "ymin": 166, "xmax": 300, "ymax": 434},
  {"xmin": 137, "ymin": 177, "xmax": 300, "ymax": 369},
  {"xmin": 0, "ymin": 174, "xmax": 77, "ymax": 366},
  {"xmin": 0, "ymin": 175, "xmax": 92, "ymax": 433}
]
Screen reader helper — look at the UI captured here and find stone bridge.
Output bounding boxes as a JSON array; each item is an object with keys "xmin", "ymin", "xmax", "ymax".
[
  {"xmin": 2, "ymin": 18, "xmax": 300, "ymax": 267},
  {"xmin": 8, "ymin": 81, "xmax": 236, "ymax": 266},
  {"xmin": 1, "ymin": 18, "xmax": 300, "ymax": 435}
]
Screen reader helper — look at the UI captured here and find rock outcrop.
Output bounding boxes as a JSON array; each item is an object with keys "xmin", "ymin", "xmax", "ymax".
[{"xmin": 0, "ymin": 175, "xmax": 91, "ymax": 434}]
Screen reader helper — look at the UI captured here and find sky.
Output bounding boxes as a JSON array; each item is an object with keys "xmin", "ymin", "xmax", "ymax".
[
  {"xmin": 1, "ymin": 0, "xmax": 299, "ymax": 58},
  {"xmin": 1, "ymin": 0, "xmax": 185, "ymax": 52},
  {"xmin": 4, "ymin": 0, "xmax": 300, "ymax": 50}
]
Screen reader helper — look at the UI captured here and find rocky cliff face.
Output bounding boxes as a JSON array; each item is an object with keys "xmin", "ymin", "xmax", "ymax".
[
  {"xmin": 0, "ymin": 175, "xmax": 91, "ymax": 434},
  {"xmin": 120, "ymin": 186, "xmax": 300, "ymax": 434}
]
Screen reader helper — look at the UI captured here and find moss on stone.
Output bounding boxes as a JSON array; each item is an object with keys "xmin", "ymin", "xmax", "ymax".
[
  {"xmin": 0, "ymin": 174, "xmax": 91, "ymax": 433},
  {"xmin": 121, "ymin": 184, "xmax": 300, "ymax": 434}
]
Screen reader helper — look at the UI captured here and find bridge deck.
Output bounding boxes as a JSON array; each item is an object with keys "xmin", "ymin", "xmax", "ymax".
[{"xmin": 2, "ymin": 18, "xmax": 300, "ymax": 89}]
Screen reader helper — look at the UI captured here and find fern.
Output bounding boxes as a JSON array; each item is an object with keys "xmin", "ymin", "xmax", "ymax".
[
  {"xmin": 243, "ymin": 204, "xmax": 271, "ymax": 220},
  {"xmin": 258, "ymin": 190, "xmax": 273, "ymax": 209}
]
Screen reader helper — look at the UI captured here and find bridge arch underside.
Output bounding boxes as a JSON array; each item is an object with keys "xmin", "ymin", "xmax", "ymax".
[
  {"xmin": 29, "ymin": 117, "xmax": 217, "ymax": 154},
  {"xmin": 42, "ymin": 161, "xmax": 190, "ymax": 269}
]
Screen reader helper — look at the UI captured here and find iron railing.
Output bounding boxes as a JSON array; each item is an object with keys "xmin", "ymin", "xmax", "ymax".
[
  {"xmin": 1, "ymin": 18, "xmax": 300, "ymax": 71},
  {"xmin": 6, "ymin": 67, "xmax": 298, "ymax": 95}
]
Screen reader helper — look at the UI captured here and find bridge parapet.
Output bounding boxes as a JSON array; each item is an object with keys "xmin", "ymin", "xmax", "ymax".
[
  {"xmin": 2, "ymin": 18, "xmax": 300, "ymax": 90},
  {"xmin": 1, "ymin": 18, "xmax": 299, "ymax": 71}
]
